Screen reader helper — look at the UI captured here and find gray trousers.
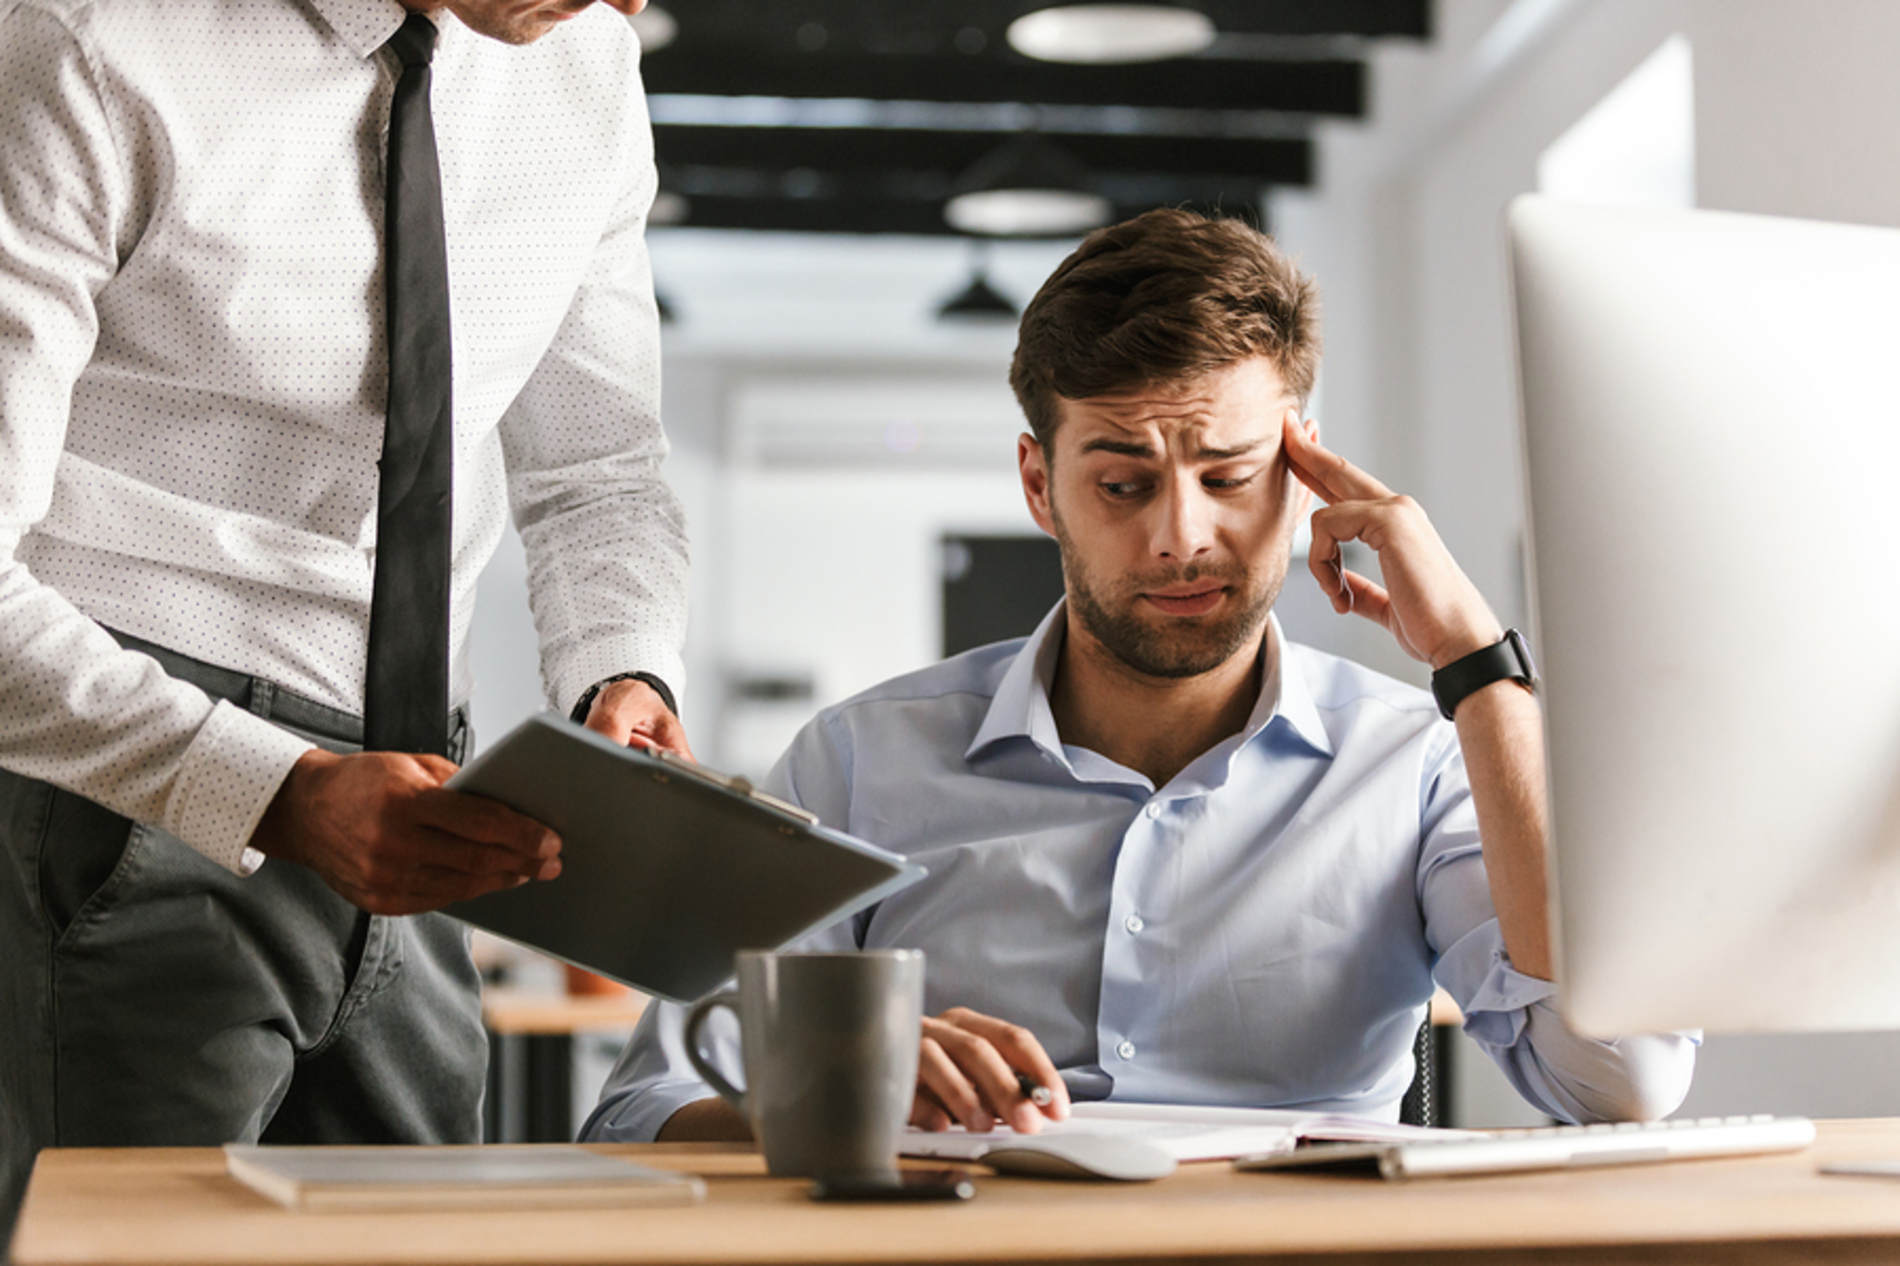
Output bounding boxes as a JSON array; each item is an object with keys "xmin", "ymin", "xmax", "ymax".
[{"xmin": 0, "ymin": 632, "xmax": 486, "ymax": 1243}]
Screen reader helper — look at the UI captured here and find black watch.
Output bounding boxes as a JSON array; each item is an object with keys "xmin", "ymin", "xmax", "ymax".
[
  {"xmin": 569, "ymin": 671, "xmax": 678, "ymax": 724},
  {"xmin": 1430, "ymin": 629, "xmax": 1538, "ymax": 721}
]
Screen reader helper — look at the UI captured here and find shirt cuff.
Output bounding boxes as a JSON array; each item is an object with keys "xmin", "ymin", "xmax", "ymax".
[
  {"xmin": 554, "ymin": 644, "xmax": 686, "ymax": 726},
  {"xmin": 569, "ymin": 671, "xmax": 677, "ymax": 723},
  {"xmin": 160, "ymin": 699, "xmax": 315, "ymax": 874},
  {"xmin": 1433, "ymin": 919, "xmax": 1559, "ymax": 1050}
]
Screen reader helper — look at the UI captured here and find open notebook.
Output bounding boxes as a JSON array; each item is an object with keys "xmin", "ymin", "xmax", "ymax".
[{"xmin": 902, "ymin": 1101, "xmax": 1471, "ymax": 1165}]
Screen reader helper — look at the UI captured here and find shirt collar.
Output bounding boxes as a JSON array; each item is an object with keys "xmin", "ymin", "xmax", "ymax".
[
  {"xmin": 965, "ymin": 605, "xmax": 1336, "ymax": 763},
  {"xmin": 967, "ymin": 602, "xmax": 1069, "ymax": 761},
  {"xmin": 307, "ymin": 0, "xmax": 426, "ymax": 61},
  {"xmin": 1246, "ymin": 616, "xmax": 1334, "ymax": 758}
]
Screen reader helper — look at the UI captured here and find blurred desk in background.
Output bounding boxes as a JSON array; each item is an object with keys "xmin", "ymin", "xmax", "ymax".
[{"xmin": 482, "ymin": 986, "xmax": 647, "ymax": 1144}]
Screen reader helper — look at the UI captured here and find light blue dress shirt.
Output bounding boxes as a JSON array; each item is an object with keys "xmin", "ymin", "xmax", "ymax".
[{"xmin": 583, "ymin": 607, "xmax": 1695, "ymax": 1141}]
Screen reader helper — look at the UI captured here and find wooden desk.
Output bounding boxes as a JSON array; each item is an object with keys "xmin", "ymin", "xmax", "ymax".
[
  {"xmin": 481, "ymin": 988, "xmax": 649, "ymax": 1038},
  {"xmin": 15, "ymin": 1120, "xmax": 1900, "ymax": 1265}
]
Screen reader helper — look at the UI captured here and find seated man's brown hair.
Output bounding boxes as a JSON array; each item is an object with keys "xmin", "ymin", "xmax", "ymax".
[{"xmin": 1008, "ymin": 207, "xmax": 1322, "ymax": 453}]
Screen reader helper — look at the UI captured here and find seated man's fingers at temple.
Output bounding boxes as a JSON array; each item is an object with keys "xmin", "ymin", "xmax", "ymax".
[
  {"xmin": 1282, "ymin": 418, "xmax": 1501, "ymax": 670},
  {"xmin": 916, "ymin": 1008, "xmax": 1070, "ymax": 1134}
]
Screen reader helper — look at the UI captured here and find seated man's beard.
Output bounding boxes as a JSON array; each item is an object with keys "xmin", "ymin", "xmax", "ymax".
[{"xmin": 1057, "ymin": 533, "xmax": 1276, "ymax": 680}]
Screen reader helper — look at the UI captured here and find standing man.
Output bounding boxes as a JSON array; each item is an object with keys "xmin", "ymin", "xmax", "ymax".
[{"xmin": 0, "ymin": 0, "xmax": 688, "ymax": 1236}]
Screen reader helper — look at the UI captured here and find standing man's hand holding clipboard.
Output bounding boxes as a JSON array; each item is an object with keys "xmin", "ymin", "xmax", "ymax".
[
  {"xmin": 445, "ymin": 715, "xmax": 927, "ymax": 1004},
  {"xmin": 248, "ymin": 674, "xmax": 693, "ymax": 918},
  {"xmin": 577, "ymin": 676, "xmax": 695, "ymax": 760},
  {"xmin": 249, "ymin": 751, "xmax": 564, "ymax": 917}
]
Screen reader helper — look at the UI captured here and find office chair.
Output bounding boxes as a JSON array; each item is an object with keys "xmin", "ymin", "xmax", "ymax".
[{"xmin": 1398, "ymin": 1018, "xmax": 1437, "ymax": 1127}]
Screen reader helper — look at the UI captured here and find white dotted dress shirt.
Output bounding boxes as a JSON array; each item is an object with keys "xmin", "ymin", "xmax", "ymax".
[{"xmin": 0, "ymin": 0, "xmax": 687, "ymax": 872}]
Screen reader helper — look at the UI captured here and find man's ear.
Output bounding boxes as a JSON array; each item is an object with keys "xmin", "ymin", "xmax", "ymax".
[{"xmin": 1018, "ymin": 433, "xmax": 1058, "ymax": 537}]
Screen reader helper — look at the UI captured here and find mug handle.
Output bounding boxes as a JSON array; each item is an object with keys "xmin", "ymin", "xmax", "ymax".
[{"xmin": 683, "ymin": 989, "xmax": 748, "ymax": 1112}]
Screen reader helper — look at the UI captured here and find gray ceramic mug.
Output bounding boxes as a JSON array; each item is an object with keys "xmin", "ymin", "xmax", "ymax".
[{"xmin": 684, "ymin": 949, "xmax": 925, "ymax": 1179}]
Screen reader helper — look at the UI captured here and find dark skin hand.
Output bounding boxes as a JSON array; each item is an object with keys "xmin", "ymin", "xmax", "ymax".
[
  {"xmin": 249, "ymin": 679, "xmax": 690, "ymax": 916},
  {"xmin": 248, "ymin": 748, "xmax": 560, "ymax": 916},
  {"xmin": 580, "ymin": 678, "xmax": 694, "ymax": 759},
  {"xmin": 912, "ymin": 1007, "xmax": 1070, "ymax": 1134},
  {"xmin": 658, "ymin": 1005, "xmax": 1073, "ymax": 1142}
]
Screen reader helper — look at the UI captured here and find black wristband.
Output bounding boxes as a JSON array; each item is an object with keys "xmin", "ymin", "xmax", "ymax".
[
  {"xmin": 1430, "ymin": 629, "xmax": 1538, "ymax": 721},
  {"xmin": 569, "ymin": 671, "xmax": 678, "ymax": 724}
]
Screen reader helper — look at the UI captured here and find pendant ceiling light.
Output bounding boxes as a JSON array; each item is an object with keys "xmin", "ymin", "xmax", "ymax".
[
  {"xmin": 627, "ymin": 4, "xmax": 678, "ymax": 52},
  {"xmin": 936, "ymin": 245, "xmax": 1020, "ymax": 322},
  {"xmin": 944, "ymin": 136, "xmax": 1113, "ymax": 238},
  {"xmin": 1007, "ymin": 4, "xmax": 1217, "ymax": 64},
  {"xmin": 649, "ymin": 189, "xmax": 690, "ymax": 227}
]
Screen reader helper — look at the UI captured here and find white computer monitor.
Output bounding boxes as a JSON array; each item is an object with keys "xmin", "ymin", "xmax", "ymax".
[{"xmin": 1509, "ymin": 195, "xmax": 1900, "ymax": 1039}]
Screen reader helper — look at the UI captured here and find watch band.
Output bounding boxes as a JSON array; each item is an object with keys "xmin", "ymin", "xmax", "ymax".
[
  {"xmin": 569, "ymin": 671, "xmax": 678, "ymax": 724},
  {"xmin": 1430, "ymin": 629, "xmax": 1538, "ymax": 721}
]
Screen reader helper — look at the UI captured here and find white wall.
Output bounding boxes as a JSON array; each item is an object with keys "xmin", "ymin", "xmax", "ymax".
[
  {"xmin": 695, "ymin": 461, "xmax": 1036, "ymax": 776},
  {"xmin": 1695, "ymin": 3, "xmax": 1900, "ymax": 226},
  {"xmin": 1275, "ymin": 0, "xmax": 1900, "ymax": 1125}
]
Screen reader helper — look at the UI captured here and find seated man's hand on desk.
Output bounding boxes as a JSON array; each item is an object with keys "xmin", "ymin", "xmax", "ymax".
[
  {"xmin": 914, "ymin": 1007, "xmax": 1070, "ymax": 1134},
  {"xmin": 249, "ymin": 749, "xmax": 562, "ymax": 916},
  {"xmin": 657, "ymin": 1005, "xmax": 1072, "ymax": 1141}
]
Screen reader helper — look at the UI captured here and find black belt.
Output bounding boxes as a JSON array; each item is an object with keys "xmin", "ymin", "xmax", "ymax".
[{"xmin": 104, "ymin": 627, "xmax": 467, "ymax": 752}]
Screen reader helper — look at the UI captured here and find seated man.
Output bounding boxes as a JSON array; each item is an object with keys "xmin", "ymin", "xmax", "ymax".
[{"xmin": 584, "ymin": 209, "xmax": 1695, "ymax": 1143}]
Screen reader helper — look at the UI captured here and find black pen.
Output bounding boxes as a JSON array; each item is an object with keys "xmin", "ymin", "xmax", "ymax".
[{"xmin": 1016, "ymin": 1072, "xmax": 1054, "ymax": 1107}]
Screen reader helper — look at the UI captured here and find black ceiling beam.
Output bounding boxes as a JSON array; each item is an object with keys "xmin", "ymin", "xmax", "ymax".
[
  {"xmin": 654, "ymin": 1, "xmax": 1428, "ymax": 51},
  {"xmin": 654, "ymin": 125, "xmax": 1310, "ymax": 186},
  {"xmin": 644, "ymin": 49, "xmax": 1363, "ymax": 116},
  {"xmin": 664, "ymin": 196, "xmax": 967, "ymax": 237},
  {"xmin": 1197, "ymin": 0, "xmax": 1428, "ymax": 37},
  {"xmin": 660, "ymin": 195, "xmax": 1260, "ymax": 238},
  {"xmin": 665, "ymin": 164, "xmax": 1273, "ymax": 208}
]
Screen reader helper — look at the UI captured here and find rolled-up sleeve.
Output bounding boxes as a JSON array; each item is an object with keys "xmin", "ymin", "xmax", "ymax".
[{"xmin": 1417, "ymin": 725, "xmax": 1697, "ymax": 1123}]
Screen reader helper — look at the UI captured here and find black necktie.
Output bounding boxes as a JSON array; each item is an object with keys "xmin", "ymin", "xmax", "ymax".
[{"xmin": 365, "ymin": 14, "xmax": 453, "ymax": 756}]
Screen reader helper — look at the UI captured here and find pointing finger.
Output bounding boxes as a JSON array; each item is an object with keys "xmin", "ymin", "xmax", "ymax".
[{"xmin": 1283, "ymin": 416, "xmax": 1394, "ymax": 504}]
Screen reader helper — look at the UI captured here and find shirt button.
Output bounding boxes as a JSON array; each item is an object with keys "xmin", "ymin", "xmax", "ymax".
[
  {"xmin": 1124, "ymin": 914, "xmax": 1144, "ymax": 934},
  {"xmin": 1144, "ymin": 803, "xmax": 1161, "ymax": 820},
  {"xmin": 1116, "ymin": 1040, "xmax": 1137, "ymax": 1060}
]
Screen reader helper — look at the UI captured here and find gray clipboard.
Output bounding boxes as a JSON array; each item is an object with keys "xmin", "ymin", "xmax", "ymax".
[{"xmin": 445, "ymin": 715, "xmax": 924, "ymax": 1003}]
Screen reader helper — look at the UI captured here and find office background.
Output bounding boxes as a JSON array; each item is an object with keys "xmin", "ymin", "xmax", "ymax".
[{"xmin": 467, "ymin": 0, "xmax": 1900, "ymax": 1130}]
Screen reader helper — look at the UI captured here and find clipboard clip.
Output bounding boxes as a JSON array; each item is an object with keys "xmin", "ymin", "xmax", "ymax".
[{"xmin": 646, "ymin": 747, "xmax": 822, "ymax": 827}]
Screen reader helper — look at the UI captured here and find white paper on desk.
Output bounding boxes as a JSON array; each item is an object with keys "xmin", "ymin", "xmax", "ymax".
[{"xmin": 903, "ymin": 1101, "xmax": 1470, "ymax": 1163}]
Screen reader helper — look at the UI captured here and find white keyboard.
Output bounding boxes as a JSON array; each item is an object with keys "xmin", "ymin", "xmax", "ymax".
[{"xmin": 1234, "ymin": 1115, "xmax": 1816, "ymax": 1181}]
